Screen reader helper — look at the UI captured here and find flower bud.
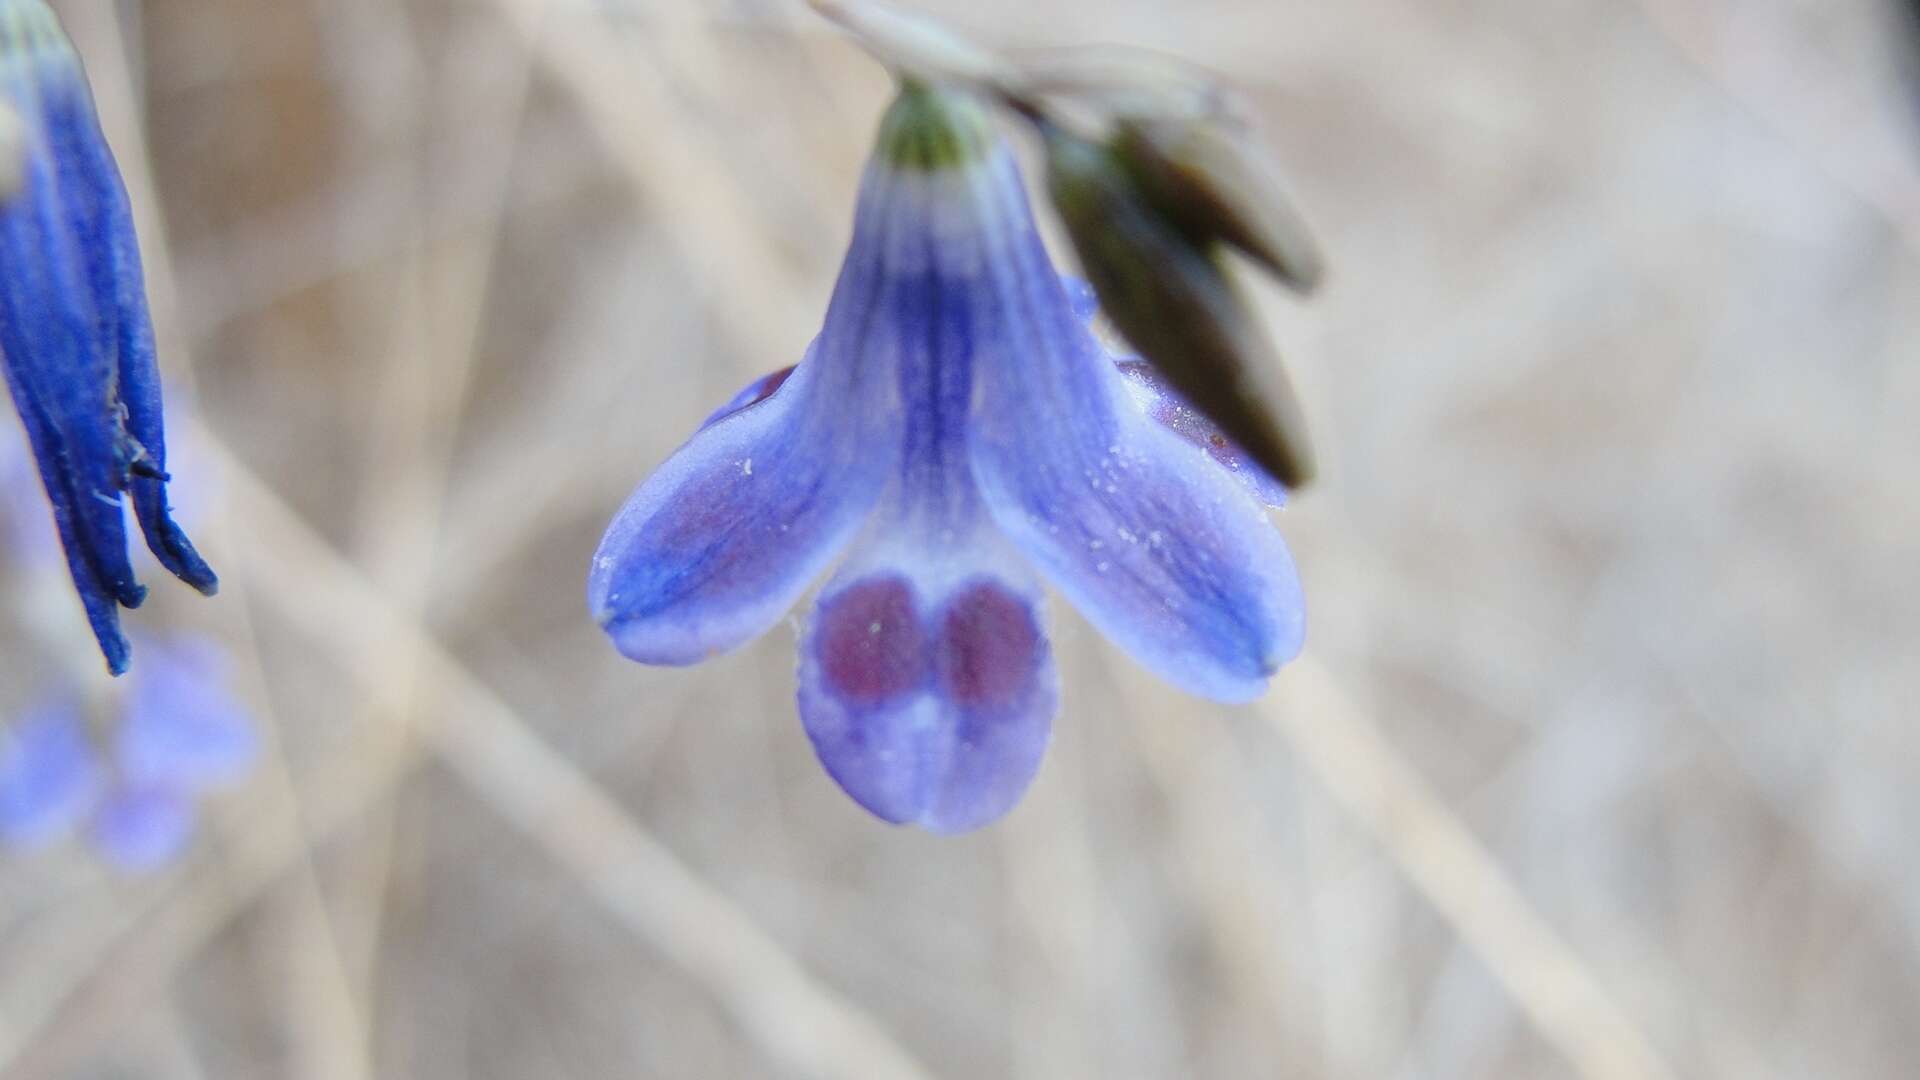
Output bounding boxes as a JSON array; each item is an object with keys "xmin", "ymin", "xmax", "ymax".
[
  {"xmin": 1007, "ymin": 48, "xmax": 1324, "ymax": 292},
  {"xmin": 1115, "ymin": 111, "xmax": 1325, "ymax": 294},
  {"xmin": 1043, "ymin": 123, "xmax": 1317, "ymax": 489}
]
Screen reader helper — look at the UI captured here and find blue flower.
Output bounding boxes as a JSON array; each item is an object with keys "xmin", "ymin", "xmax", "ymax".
[
  {"xmin": 0, "ymin": 1, "xmax": 216, "ymax": 677},
  {"xmin": 590, "ymin": 84, "xmax": 1304, "ymax": 833},
  {"xmin": 0, "ymin": 698, "xmax": 100, "ymax": 847},
  {"xmin": 0, "ymin": 635, "xmax": 256, "ymax": 870}
]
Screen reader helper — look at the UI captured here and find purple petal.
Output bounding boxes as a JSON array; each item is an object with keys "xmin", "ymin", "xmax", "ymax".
[
  {"xmin": 117, "ymin": 635, "xmax": 258, "ymax": 791},
  {"xmin": 589, "ymin": 345, "xmax": 893, "ymax": 665},
  {"xmin": 791, "ymin": 115, "xmax": 1061, "ymax": 832},
  {"xmin": 590, "ymin": 122, "xmax": 985, "ymax": 666},
  {"xmin": 88, "ymin": 783, "xmax": 195, "ymax": 872},
  {"xmin": 0, "ymin": 700, "xmax": 102, "ymax": 849},
  {"xmin": 799, "ymin": 537, "xmax": 1057, "ymax": 834},
  {"xmin": 965, "ymin": 152, "xmax": 1305, "ymax": 703}
]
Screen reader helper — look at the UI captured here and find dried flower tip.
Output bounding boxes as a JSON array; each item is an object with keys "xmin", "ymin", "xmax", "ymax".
[
  {"xmin": 1045, "ymin": 127, "xmax": 1317, "ymax": 489},
  {"xmin": 808, "ymin": 0, "xmax": 1014, "ymax": 86}
]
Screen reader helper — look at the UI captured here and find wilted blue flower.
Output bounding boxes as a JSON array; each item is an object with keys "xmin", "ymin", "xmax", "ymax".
[
  {"xmin": 0, "ymin": 635, "xmax": 256, "ymax": 870},
  {"xmin": 0, "ymin": 1, "xmax": 215, "ymax": 676},
  {"xmin": 590, "ymin": 84, "xmax": 1304, "ymax": 832}
]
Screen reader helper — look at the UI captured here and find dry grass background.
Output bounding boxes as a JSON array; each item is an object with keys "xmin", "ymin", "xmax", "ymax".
[{"xmin": 0, "ymin": 0, "xmax": 1916, "ymax": 1077}]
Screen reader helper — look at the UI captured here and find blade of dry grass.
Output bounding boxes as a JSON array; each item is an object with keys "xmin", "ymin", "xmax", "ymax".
[
  {"xmin": 207, "ymin": 436, "xmax": 940, "ymax": 1080},
  {"xmin": 58, "ymin": 6, "xmax": 375, "ymax": 1079},
  {"xmin": 1265, "ymin": 657, "xmax": 1678, "ymax": 1080}
]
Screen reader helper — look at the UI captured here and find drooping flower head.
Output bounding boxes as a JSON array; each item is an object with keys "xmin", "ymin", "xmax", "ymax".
[
  {"xmin": 0, "ymin": 634, "xmax": 256, "ymax": 871},
  {"xmin": 590, "ymin": 82, "xmax": 1304, "ymax": 832},
  {"xmin": 0, "ymin": 0, "xmax": 216, "ymax": 676}
]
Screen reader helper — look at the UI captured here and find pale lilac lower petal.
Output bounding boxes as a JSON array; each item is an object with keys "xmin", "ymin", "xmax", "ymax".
[
  {"xmin": 798, "ymin": 519, "xmax": 1058, "ymax": 834},
  {"xmin": 89, "ymin": 783, "xmax": 195, "ymax": 872},
  {"xmin": 0, "ymin": 701, "xmax": 101, "ymax": 849}
]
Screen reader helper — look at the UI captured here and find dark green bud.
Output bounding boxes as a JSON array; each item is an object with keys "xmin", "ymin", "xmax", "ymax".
[
  {"xmin": 1115, "ymin": 113, "xmax": 1325, "ymax": 294},
  {"xmin": 1045, "ymin": 125, "xmax": 1317, "ymax": 490}
]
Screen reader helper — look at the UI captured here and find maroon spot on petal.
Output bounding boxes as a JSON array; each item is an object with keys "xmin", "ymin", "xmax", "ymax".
[
  {"xmin": 815, "ymin": 576, "xmax": 927, "ymax": 706},
  {"xmin": 935, "ymin": 581, "xmax": 1043, "ymax": 712}
]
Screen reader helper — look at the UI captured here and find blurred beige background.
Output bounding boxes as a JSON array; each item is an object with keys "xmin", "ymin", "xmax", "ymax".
[{"xmin": 2, "ymin": 0, "xmax": 1917, "ymax": 1077}]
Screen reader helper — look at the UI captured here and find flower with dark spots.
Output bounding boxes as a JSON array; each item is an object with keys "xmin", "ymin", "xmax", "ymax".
[
  {"xmin": 814, "ymin": 576, "xmax": 927, "ymax": 707},
  {"xmin": 590, "ymin": 83, "xmax": 1304, "ymax": 831},
  {"xmin": 0, "ymin": 1, "xmax": 216, "ymax": 676},
  {"xmin": 935, "ymin": 581, "xmax": 1044, "ymax": 712}
]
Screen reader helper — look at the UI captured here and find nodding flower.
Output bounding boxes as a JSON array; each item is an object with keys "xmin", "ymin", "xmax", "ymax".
[
  {"xmin": 589, "ymin": 83, "xmax": 1305, "ymax": 832},
  {"xmin": 0, "ymin": 1, "xmax": 215, "ymax": 676}
]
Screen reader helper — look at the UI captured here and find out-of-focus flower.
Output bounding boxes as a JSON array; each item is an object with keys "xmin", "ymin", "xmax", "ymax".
[
  {"xmin": 0, "ymin": 0, "xmax": 216, "ymax": 677},
  {"xmin": 0, "ymin": 635, "xmax": 256, "ymax": 871},
  {"xmin": 590, "ymin": 84, "xmax": 1304, "ymax": 832}
]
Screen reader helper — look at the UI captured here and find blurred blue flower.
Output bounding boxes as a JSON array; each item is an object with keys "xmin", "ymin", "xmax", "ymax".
[
  {"xmin": 0, "ymin": 1, "xmax": 216, "ymax": 677},
  {"xmin": 0, "ymin": 698, "xmax": 100, "ymax": 848},
  {"xmin": 590, "ymin": 85, "xmax": 1304, "ymax": 832},
  {"xmin": 0, "ymin": 635, "xmax": 256, "ymax": 871}
]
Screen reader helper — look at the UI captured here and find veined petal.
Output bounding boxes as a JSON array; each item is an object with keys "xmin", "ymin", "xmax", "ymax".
[
  {"xmin": 963, "ymin": 148, "xmax": 1305, "ymax": 702},
  {"xmin": 795, "ymin": 91, "xmax": 1059, "ymax": 832},
  {"xmin": 588, "ymin": 134, "xmax": 942, "ymax": 664},
  {"xmin": 799, "ymin": 541, "xmax": 1056, "ymax": 833},
  {"xmin": 589, "ymin": 348, "xmax": 884, "ymax": 665},
  {"xmin": 798, "ymin": 435, "xmax": 1058, "ymax": 835}
]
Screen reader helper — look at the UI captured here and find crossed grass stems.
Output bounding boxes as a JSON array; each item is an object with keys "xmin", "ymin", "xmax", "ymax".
[{"xmin": 0, "ymin": 2, "xmax": 1699, "ymax": 1078}]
